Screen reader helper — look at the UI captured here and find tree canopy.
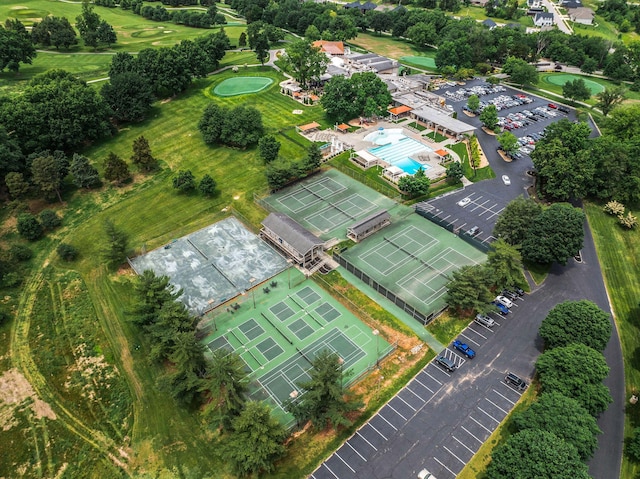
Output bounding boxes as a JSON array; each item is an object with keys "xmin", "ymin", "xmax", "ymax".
[
  {"xmin": 502, "ymin": 56, "xmax": 538, "ymax": 86},
  {"xmin": 539, "ymin": 300, "xmax": 611, "ymax": 351},
  {"xmin": 493, "ymin": 196, "xmax": 542, "ymax": 246},
  {"xmin": 563, "ymin": 78, "xmax": 592, "ymax": 101},
  {"xmin": 283, "ymin": 40, "xmax": 329, "ymax": 89},
  {"xmin": 479, "ymin": 104, "xmax": 498, "ymax": 130},
  {"xmin": 445, "ymin": 264, "xmax": 494, "ymax": 314},
  {"xmin": 485, "ymin": 239, "xmax": 523, "ymax": 290},
  {"xmin": 398, "ymin": 168, "xmax": 430, "ymax": 198},
  {"xmin": 203, "ymin": 349, "xmax": 248, "ymax": 430},
  {"xmin": 31, "ymin": 16, "xmax": 78, "ymax": 50},
  {"xmin": 199, "ymin": 103, "xmax": 264, "ymax": 148},
  {"xmin": 76, "ymin": 0, "xmax": 117, "ymax": 49},
  {"xmin": 321, "ymin": 72, "xmax": 392, "ymax": 123},
  {"xmin": 0, "ymin": 19, "xmax": 36, "ymax": 73}
]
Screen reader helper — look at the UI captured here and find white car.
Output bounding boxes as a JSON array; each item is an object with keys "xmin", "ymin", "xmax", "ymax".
[
  {"xmin": 418, "ymin": 469, "xmax": 437, "ymax": 479},
  {"xmin": 502, "ymin": 175, "xmax": 511, "ymax": 185},
  {"xmin": 495, "ymin": 295, "xmax": 514, "ymax": 308},
  {"xmin": 457, "ymin": 197, "xmax": 471, "ymax": 207}
]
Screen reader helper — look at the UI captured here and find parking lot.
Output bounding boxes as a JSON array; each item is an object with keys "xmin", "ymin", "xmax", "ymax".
[{"xmin": 310, "ymin": 295, "xmax": 529, "ymax": 479}]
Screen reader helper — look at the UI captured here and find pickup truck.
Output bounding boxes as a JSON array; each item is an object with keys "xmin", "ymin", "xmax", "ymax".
[{"xmin": 452, "ymin": 340, "xmax": 476, "ymax": 359}]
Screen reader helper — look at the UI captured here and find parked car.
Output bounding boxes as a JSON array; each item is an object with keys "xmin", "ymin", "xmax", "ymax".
[
  {"xmin": 458, "ymin": 197, "xmax": 471, "ymax": 207},
  {"xmin": 475, "ymin": 314, "xmax": 495, "ymax": 327},
  {"xmin": 558, "ymin": 106, "xmax": 570, "ymax": 114},
  {"xmin": 495, "ymin": 295, "xmax": 514, "ymax": 308},
  {"xmin": 453, "ymin": 339, "xmax": 476, "ymax": 358},
  {"xmin": 502, "ymin": 175, "xmax": 511, "ymax": 185},
  {"xmin": 505, "ymin": 372, "xmax": 528, "ymax": 390},
  {"xmin": 548, "ymin": 103, "xmax": 558, "ymax": 109},
  {"xmin": 492, "ymin": 301, "xmax": 510, "ymax": 315},
  {"xmin": 418, "ymin": 469, "xmax": 437, "ymax": 479},
  {"xmin": 435, "ymin": 355, "xmax": 457, "ymax": 372},
  {"xmin": 466, "ymin": 226, "xmax": 480, "ymax": 236},
  {"xmin": 501, "ymin": 290, "xmax": 519, "ymax": 301}
]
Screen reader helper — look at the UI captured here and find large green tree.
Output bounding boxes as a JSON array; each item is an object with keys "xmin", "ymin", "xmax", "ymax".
[
  {"xmin": 0, "ymin": 19, "xmax": 36, "ymax": 73},
  {"xmin": 31, "ymin": 16, "xmax": 78, "ymax": 50},
  {"xmin": 536, "ymin": 343, "xmax": 612, "ymax": 416},
  {"xmin": 485, "ymin": 239, "xmax": 523, "ymax": 290},
  {"xmin": 596, "ymin": 85, "xmax": 626, "ymax": 116},
  {"xmin": 497, "ymin": 131, "xmax": 519, "ymax": 155},
  {"xmin": 30, "ymin": 151, "xmax": 68, "ymax": 203},
  {"xmin": 321, "ymin": 72, "xmax": 392, "ymax": 123},
  {"xmin": 203, "ymin": 349, "xmax": 249, "ymax": 430},
  {"xmin": 398, "ymin": 168, "xmax": 430, "ymax": 197},
  {"xmin": 131, "ymin": 135, "xmax": 158, "ymax": 172},
  {"xmin": 101, "ymin": 219, "xmax": 128, "ymax": 270},
  {"xmin": 539, "ymin": 300, "xmax": 611, "ymax": 352},
  {"xmin": 521, "ymin": 203, "xmax": 585, "ymax": 265},
  {"xmin": 103, "ymin": 152, "xmax": 131, "ymax": 185},
  {"xmin": 502, "ymin": 56, "xmax": 538, "ymax": 86},
  {"xmin": 101, "ymin": 72, "xmax": 155, "ymax": 123},
  {"xmin": 493, "ymin": 196, "xmax": 542, "ymax": 246},
  {"xmin": 479, "ymin": 104, "xmax": 498, "ymax": 130},
  {"xmin": 444, "ymin": 264, "xmax": 494, "ymax": 314},
  {"xmin": 486, "ymin": 429, "xmax": 590, "ymax": 479},
  {"xmin": 76, "ymin": 0, "xmax": 116, "ymax": 49},
  {"xmin": 258, "ymin": 135, "xmax": 281, "ymax": 164},
  {"xmin": 283, "ymin": 40, "xmax": 329, "ymax": 89},
  {"xmin": 562, "ymin": 78, "xmax": 591, "ymax": 101},
  {"xmin": 198, "ymin": 104, "xmax": 264, "ymax": 148},
  {"xmin": 70, "ymin": 153, "xmax": 101, "ymax": 189}
]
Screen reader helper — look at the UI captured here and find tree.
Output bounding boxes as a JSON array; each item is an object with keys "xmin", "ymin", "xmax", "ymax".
[
  {"xmin": 56, "ymin": 243, "xmax": 78, "ymax": 262},
  {"xmin": 0, "ymin": 19, "xmax": 36, "ymax": 73},
  {"xmin": 301, "ymin": 144, "xmax": 322, "ymax": 172},
  {"xmin": 283, "ymin": 40, "xmax": 329, "ymax": 89},
  {"xmin": 131, "ymin": 136, "xmax": 157, "ymax": 172},
  {"xmin": 467, "ymin": 94, "xmax": 480, "ymax": 112},
  {"xmin": 101, "ymin": 219, "xmax": 128, "ymax": 269},
  {"xmin": 221, "ymin": 401, "xmax": 286, "ymax": 477},
  {"xmin": 198, "ymin": 174, "xmax": 217, "ymax": 197},
  {"xmin": 485, "ymin": 239, "xmax": 523, "ymax": 290},
  {"xmin": 502, "ymin": 56, "xmax": 538, "ymax": 86},
  {"xmin": 513, "ymin": 392, "xmax": 600, "ymax": 460},
  {"xmin": 596, "ymin": 86, "xmax": 626, "ymax": 116},
  {"xmin": 493, "ymin": 197, "xmax": 542, "ymax": 246},
  {"xmin": 39, "ymin": 209, "xmax": 62, "ymax": 230},
  {"xmin": 444, "ymin": 264, "xmax": 494, "ymax": 314},
  {"xmin": 254, "ymin": 34, "xmax": 270, "ymax": 65},
  {"xmin": 10, "ymin": 244, "xmax": 32, "ymax": 262},
  {"xmin": 445, "ymin": 161, "xmax": 464, "ymax": 184},
  {"xmin": 479, "ymin": 104, "xmax": 498, "ymax": 130},
  {"xmin": 70, "ymin": 153, "xmax": 101, "ymax": 189},
  {"xmin": 30, "ymin": 151, "xmax": 68, "ymax": 203},
  {"xmin": 258, "ymin": 135, "xmax": 281, "ymax": 163},
  {"xmin": 398, "ymin": 168, "xmax": 430, "ymax": 198},
  {"xmin": 31, "ymin": 16, "xmax": 78, "ymax": 50},
  {"xmin": 321, "ymin": 72, "xmax": 392, "ymax": 123},
  {"xmin": 199, "ymin": 104, "xmax": 264, "ymax": 148},
  {"xmin": 103, "ymin": 153, "xmax": 131, "ymax": 185},
  {"xmin": 76, "ymin": 0, "xmax": 116, "ymax": 49},
  {"xmin": 536, "ymin": 343, "xmax": 612, "ymax": 416},
  {"xmin": 304, "ymin": 24, "xmax": 321, "ymax": 41},
  {"xmin": 626, "ymin": 428, "xmax": 640, "ymax": 462},
  {"xmin": 238, "ymin": 31, "xmax": 247, "ymax": 47},
  {"xmin": 497, "ymin": 131, "xmax": 519, "ymax": 155},
  {"xmin": 5, "ymin": 172, "xmax": 29, "ymax": 199},
  {"xmin": 286, "ymin": 349, "xmax": 363, "ymax": 430},
  {"xmin": 0, "ymin": 125, "xmax": 24, "ymax": 180},
  {"xmin": 265, "ymin": 158, "xmax": 298, "ymax": 190},
  {"xmin": 486, "ymin": 429, "xmax": 590, "ymax": 479},
  {"xmin": 16, "ymin": 214, "xmax": 43, "ymax": 241},
  {"xmin": 539, "ymin": 300, "xmax": 611, "ymax": 352},
  {"xmin": 563, "ymin": 78, "xmax": 591, "ymax": 101},
  {"xmin": 131, "ymin": 270, "xmax": 183, "ymax": 327},
  {"xmin": 96, "ymin": 20, "xmax": 117, "ymax": 47},
  {"xmin": 172, "ymin": 170, "xmax": 196, "ymax": 192},
  {"xmin": 521, "ymin": 203, "xmax": 585, "ymax": 265},
  {"xmin": 203, "ymin": 349, "xmax": 249, "ymax": 429},
  {"xmin": 101, "ymin": 72, "xmax": 155, "ymax": 122}
]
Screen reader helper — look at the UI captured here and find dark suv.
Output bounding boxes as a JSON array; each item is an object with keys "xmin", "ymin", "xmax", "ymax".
[
  {"xmin": 505, "ymin": 372, "xmax": 528, "ymax": 390},
  {"xmin": 436, "ymin": 355, "xmax": 457, "ymax": 372}
]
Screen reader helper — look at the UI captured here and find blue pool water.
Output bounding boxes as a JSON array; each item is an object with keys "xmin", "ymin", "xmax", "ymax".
[{"xmin": 368, "ymin": 137, "xmax": 432, "ymax": 175}]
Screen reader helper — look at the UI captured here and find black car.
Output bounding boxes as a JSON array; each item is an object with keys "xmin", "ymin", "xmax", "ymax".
[
  {"xmin": 505, "ymin": 372, "xmax": 528, "ymax": 390},
  {"xmin": 501, "ymin": 290, "xmax": 519, "ymax": 301},
  {"xmin": 558, "ymin": 106, "xmax": 570, "ymax": 114}
]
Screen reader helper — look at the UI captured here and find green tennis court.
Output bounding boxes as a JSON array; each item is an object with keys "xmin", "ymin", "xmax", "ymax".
[
  {"xmin": 212, "ymin": 76, "xmax": 273, "ymax": 97},
  {"xmin": 542, "ymin": 73, "xmax": 604, "ymax": 95},
  {"xmin": 400, "ymin": 55, "xmax": 437, "ymax": 69},
  {"xmin": 200, "ymin": 270, "xmax": 393, "ymax": 427}
]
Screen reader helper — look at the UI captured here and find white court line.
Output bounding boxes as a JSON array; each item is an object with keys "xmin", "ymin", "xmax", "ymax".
[
  {"xmin": 413, "ymin": 377, "xmax": 435, "ymax": 394},
  {"xmin": 386, "ymin": 404, "xmax": 408, "ymax": 421},
  {"xmin": 453, "ymin": 435, "xmax": 476, "ymax": 455},
  {"xmin": 367, "ymin": 422, "xmax": 388, "ymax": 441},
  {"xmin": 405, "ymin": 385, "xmax": 426, "ymax": 401},
  {"xmin": 443, "ymin": 445, "xmax": 466, "ymax": 465},
  {"xmin": 461, "ymin": 425, "xmax": 484, "ymax": 444},
  {"xmin": 459, "ymin": 332, "xmax": 480, "ymax": 346},
  {"xmin": 346, "ymin": 440, "xmax": 367, "ymax": 461},
  {"xmin": 492, "ymin": 388, "xmax": 516, "ymax": 406},
  {"xmin": 434, "ymin": 457, "xmax": 457, "ymax": 478},
  {"xmin": 477, "ymin": 406, "xmax": 500, "ymax": 423},
  {"xmin": 356, "ymin": 431, "xmax": 378, "ymax": 451},
  {"xmin": 322, "ymin": 462, "xmax": 339, "ymax": 478},
  {"xmin": 334, "ymin": 452, "xmax": 356, "ymax": 473},
  {"xmin": 485, "ymin": 397, "xmax": 509, "ymax": 415},
  {"xmin": 470, "ymin": 415, "xmax": 492, "ymax": 433},
  {"xmin": 424, "ymin": 371, "xmax": 443, "ymax": 385},
  {"xmin": 395, "ymin": 394, "xmax": 417, "ymax": 411},
  {"xmin": 376, "ymin": 412, "xmax": 398, "ymax": 431}
]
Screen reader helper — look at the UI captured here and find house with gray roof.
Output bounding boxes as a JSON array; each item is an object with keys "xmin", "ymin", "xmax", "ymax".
[
  {"xmin": 261, "ymin": 213, "xmax": 325, "ymax": 268},
  {"xmin": 347, "ymin": 210, "xmax": 391, "ymax": 242},
  {"xmin": 482, "ymin": 18, "xmax": 498, "ymax": 30},
  {"xmin": 534, "ymin": 12, "xmax": 554, "ymax": 27}
]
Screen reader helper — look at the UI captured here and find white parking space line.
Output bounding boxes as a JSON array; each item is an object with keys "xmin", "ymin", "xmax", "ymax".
[
  {"xmin": 466, "ymin": 326, "xmax": 490, "ymax": 338},
  {"xmin": 377, "ymin": 412, "xmax": 398, "ymax": 431},
  {"xmin": 485, "ymin": 397, "xmax": 509, "ymax": 415},
  {"xmin": 322, "ymin": 463, "xmax": 339, "ymax": 478},
  {"xmin": 335, "ymin": 452, "xmax": 356, "ymax": 473},
  {"xmin": 461, "ymin": 425, "xmax": 484, "ymax": 444},
  {"xmin": 459, "ymin": 332, "xmax": 480, "ymax": 346},
  {"xmin": 413, "ymin": 377, "xmax": 435, "ymax": 394},
  {"xmin": 405, "ymin": 385, "xmax": 426, "ymax": 401},
  {"xmin": 477, "ymin": 406, "xmax": 500, "ymax": 423},
  {"xmin": 356, "ymin": 431, "xmax": 378, "ymax": 451},
  {"xmin": 386, "ymin": 404, "xmax": 408, "ymax": 421},
  {"xmin": 434, "ymin": 457, "xmax": 457, "ymax": 478},
  {"xmin": 500, "ymin": 381, "xmax": 524, "ymax": 396},
  {"xmin": 425, "ymin": 371, "xmax": 444, "ymax": 384},
  {"xmin": 443, "ymin": 445, "xmax": 466, "ymax": 465},
  {"xmin": 453, "ymin": 435, "xmax": 476, "ymax": 455},
  {"xmin": 367, "ymin": 422, "xmax": 388, "ymax": 441},
  {"xmin": 346, "ymin": 441, "xmax": 367, "ymax": 462},
  {"xmin": 470, "ymin": 415, "xmax": 492, "ymax": 433},
  {"xmin": 492, "ymin": 388, "xmax": 516, "ymax": 406},
  {"xmin": 396, "ymin": 394, "xmax": 417, "ymax": 411}
]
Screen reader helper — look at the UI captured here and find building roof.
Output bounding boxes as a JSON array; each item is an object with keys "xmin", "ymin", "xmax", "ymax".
[
  {"xmin": 388, "ymin": 105, "xmax": 413, "ymax": 116},
  {"xmin": 312, "ymin": 40, "xmax": 345, "ymax": 55},
  {"xmin": 434, "ymin": 149, "xmax": 449, "ymax": 157},
  {"xmin": 344, "ymin": 1, "xmax": 362, "ymax": 8},
  {"xmin": 262, "ymin": 213, "xmax": 323, "ymax": 254},
  {"xmin": 412, "ymin": 106, "xmax": 477, "ymax": 135},
  {"xmin": 561, "ymin": 0, "xmax": 582, "ymax": 7},
  {"xmin": 482, "ymin": 18, "xmax": 497, "ymax": 27},
  {"xmin": 568, "ymin": 6, "xmax": 594, "ymax": 19},
  {"xmin": 336, "ymin": 123, "xmax": 350, "ymax": 131},
  {"xmin": 384, "ymin": 166, "xmax": 405, "ymax": 175},
  {"xmin": 361, "ymin": 1, "xmax": 377, "ymax": 9},
  {"xmin": 348, "ymin": 210, "xmax": 390, "ymax": 236},
  {"xmin": 355, "ymin": 149, "xmax": 379, "ymax": 164},
  {"xmin": 298, "ymin": 121, "xmax": 321, "ymax": 131},
  {"xmin": 535, "ymin": 12, "xmax": 554, "ymax": 21}
]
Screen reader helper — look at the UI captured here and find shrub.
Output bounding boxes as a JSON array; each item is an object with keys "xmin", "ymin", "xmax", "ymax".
[
  {"xmin": 603, "ymin": 200, "xmax": 625, "ymax": 216},
  {"xmin": 3, "ymin": 272, "xmax": 21, "ymax": 287},
  {"xmin": 619, "ymin": 212, "xmax": 638, "ymax": 229},
  {"xmin": 39, "ymin": 209, "xmax": 62, "ymax": 230},
  {"xmin": 627, "ymin": 427, "xmax": 640, "ymax": 462},
  {"xmin": 17, "ymin": 213, "xmax": 43, "ymax": 241},
  {"xmin": 9, "ymin": 244, "xmax": 32, "ymax": 262},
  {"xmin": 0, "ymin": 308, "xmax": 10, "ymax": 326},
  {"xmin": 57, "ymin": 243, "xmax": 79, "ymax": 262},
  {"xmin": 172, "ymin": 170, "xmax": 196, "ymax": 192}
]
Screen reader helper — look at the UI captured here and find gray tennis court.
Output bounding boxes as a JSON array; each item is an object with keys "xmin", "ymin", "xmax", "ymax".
[{"xmin": 129, "ymin": 217, "xmax": 289, "ymax": 315}]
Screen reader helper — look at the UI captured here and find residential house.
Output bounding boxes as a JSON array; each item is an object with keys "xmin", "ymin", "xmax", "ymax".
[
  {"xmin": 534, "ymin": 12, "xmax": 555, "ymax": 27},
  {"xmin": 568, "ymin": 6, "xmax": 594, "ymax": 25}
]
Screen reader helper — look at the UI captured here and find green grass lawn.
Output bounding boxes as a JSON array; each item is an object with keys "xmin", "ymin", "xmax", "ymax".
[
  {"xmin": 585, "ymin": 201, "xmax": 640, "ymax": 479},
  {"xmin": 349, "ymin": 32, "xmax": 436, "ymax": 60},
  {"xmin": 448, "ymin": 141, "xmax": 495, "ymax": 182},
  {"xmin": 536, "ymin": 72, "xmax": 640, "ymax": 105}
]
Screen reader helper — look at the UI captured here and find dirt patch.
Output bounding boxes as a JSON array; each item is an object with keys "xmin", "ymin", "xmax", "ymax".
[
  {"xmin": 498, "ymin": 150, "xmax": 512, "ymax": 163},
  {"xmin": 481, "ymin": 126, "xmax": 497, "ymax": 136},
  {"xmin": 462, "ymin": 110, "xmax": 476, "ymax": 117},
  {"xmin": 0, "ymin": 368, "xmax": 56, "ymax": 429}
]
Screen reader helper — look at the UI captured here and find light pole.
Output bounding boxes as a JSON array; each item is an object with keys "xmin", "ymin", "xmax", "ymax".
[
  {"xmin": 249, "ymin": 277, "xmax": 256, "ymax": 308},
  {"xmin": 372, "ymin": 329, "xmax": 380, "ymax": 368},
  {"xmin": 287, "ymin": 258, "xmax": 293, "ymax": 289}
]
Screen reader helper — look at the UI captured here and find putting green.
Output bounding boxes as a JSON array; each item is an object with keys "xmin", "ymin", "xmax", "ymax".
[
  {"xmin": 213, "ymin": 77, "xmax": 273, "ymax": 97},
  {"xmin": 542, "ymin": 73, "xmax": 604, "ymax": 95},
  {"xmin": 400, "ymin": 56, "xmax": 437, "ymax": 69}
]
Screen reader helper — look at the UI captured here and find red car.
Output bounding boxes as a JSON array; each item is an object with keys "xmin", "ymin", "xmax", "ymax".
[{"xmin": 548, "ymin": 103, "xmax": 558, "ymax": 109}]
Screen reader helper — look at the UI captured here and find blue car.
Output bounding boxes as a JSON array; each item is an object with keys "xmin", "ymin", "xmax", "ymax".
[
  {"xmin": 452, "ymin": 340, "xmax": 476, "ymax": 359},
  {"xmin": 491, "ymin": 301, "xmax": 510, "ymax": 315}
]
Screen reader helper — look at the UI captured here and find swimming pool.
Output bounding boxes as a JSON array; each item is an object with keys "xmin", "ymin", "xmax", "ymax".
[{"xmin": 367, "ymin": 133, "xmax": 433, "ymax": 175}]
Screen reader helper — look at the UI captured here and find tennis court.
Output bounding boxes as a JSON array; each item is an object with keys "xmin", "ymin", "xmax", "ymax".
[
  {"xmin": 201, "ymin": 272, "xmax": 392, "ymax": 426},
  {"xmin": 261, "ymin": 170, "xmax": 400, "ymax": 239},
  {"xmin": 337, "ymin": 214, "xmax": 485, "ymax": 320},
  {"xmin": 129, "ymin": 217, "xmax": 289, "ymax": 315}
]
